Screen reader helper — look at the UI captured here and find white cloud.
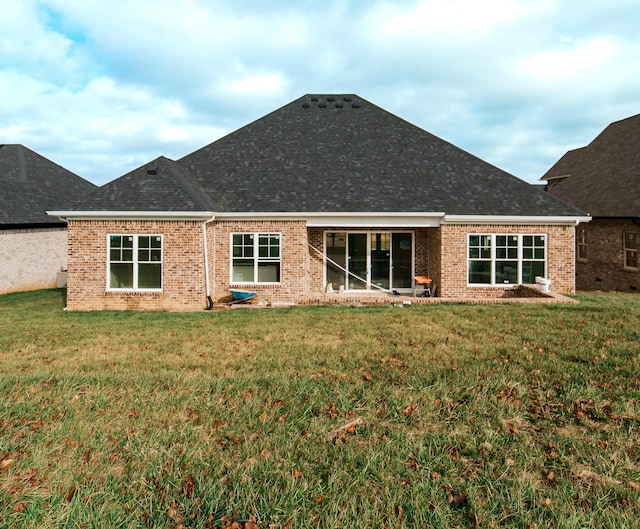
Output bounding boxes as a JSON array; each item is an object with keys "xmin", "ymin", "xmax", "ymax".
[{"xmin": 1, "ymin": 0, "xmax": 639, "ymax": 185}]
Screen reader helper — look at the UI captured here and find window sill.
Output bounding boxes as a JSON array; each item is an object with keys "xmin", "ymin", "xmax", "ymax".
[
  {"xmin": 230, "ymin": 283, "xmax": 282, "ymax": 287},
  {"xmin": 106, "ymin": 289, "xmax": 163, "ymax": 294},
  {"xmin": 467, "ymin": 284, "xmax": 521, "ymax": 288}
]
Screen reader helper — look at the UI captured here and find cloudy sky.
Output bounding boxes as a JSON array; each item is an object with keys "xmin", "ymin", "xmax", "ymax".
[{"xmin": 2, "ymin": 0, "xmax": 639, "ymax": 186}]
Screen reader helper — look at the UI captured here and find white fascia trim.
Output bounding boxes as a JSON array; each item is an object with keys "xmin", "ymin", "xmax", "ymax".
[
  {"xmin": 442, "ymin": 215, "xmax": 592, "ymax": 226},
  {"xmin": 47, "ymin": 211, "xmax": 216, "ymax": 221},
  {"xmin": 215, "ymin": 211, "xmax": 447, "ymax": 228}
]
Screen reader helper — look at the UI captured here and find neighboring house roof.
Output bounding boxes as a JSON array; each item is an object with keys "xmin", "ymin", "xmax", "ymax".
[
  {"xmin": 541, "ymin": 113, "xmax": 640, "ymax": 217},
  {"xmin": 1, "ymin": 144, "xmax": 97, "ymax": 228},
  {"xmin": 55, "ymin": 94, "xmax": 586, "ymax": 219}
]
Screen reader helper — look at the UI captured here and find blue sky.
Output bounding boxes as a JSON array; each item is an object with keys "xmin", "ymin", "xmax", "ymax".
[{"xmin": 2, "ymin": 0, "xmax": 639, "ymax": 185}]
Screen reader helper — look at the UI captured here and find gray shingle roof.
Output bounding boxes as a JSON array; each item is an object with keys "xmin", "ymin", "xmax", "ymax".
[
  {"xmin": 73, "ymin": 156, "xmax": 215, "ymax": 212},
  {"xmin": 0, "ymin": 144, "xmax": 96, "ymax": 227},
  {"xmin": 62, "ymin": 94, "xmax": 586, "ymax": 217},
  {"xmin": 542, "ymin": 113, "xmax": 640, "ymax": 217}
]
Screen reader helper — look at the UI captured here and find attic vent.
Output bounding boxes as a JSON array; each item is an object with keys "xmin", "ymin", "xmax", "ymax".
[
  {"xmin": 301, "ymin": 103, "xmax": 310, "ymax": 108},
  {"xmin": 335, "ymin": 102, "xmax": 344, "ymax": 108},
  {"xmin": 343, "ymin": 97, "xmax": 352, "ymax": 102},
  {"xmin": 318, "ymin": 103, "xmax": 327, "ymax": 108},
  {"xmin": 351, "ymin": 103, "xmax": 360, "ymax": 109},
  {"xmin": 147, "ymin": 167, "xmax": 158, "ymax": 175},
  {"xmin": 310, "ymin": 97, "xmax": 319, "ymax": 102},
  {"xmin": 327, "ymin": 97, "xmax": 335, "ymax": 102}
]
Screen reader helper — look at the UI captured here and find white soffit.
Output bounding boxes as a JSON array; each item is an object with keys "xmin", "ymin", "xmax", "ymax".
[
  {"xmin": 442, "ymin": 215, "xmax": 592, "ymax": 225},
  {"xmin": 216, "ymin": 212, "xmax": 446, "ymax": 227}
]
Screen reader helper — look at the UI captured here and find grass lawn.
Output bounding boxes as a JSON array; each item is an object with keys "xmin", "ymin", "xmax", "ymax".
[{"xmin": 1, "ymin": 290, "xmax": 639, "ymax": 528}]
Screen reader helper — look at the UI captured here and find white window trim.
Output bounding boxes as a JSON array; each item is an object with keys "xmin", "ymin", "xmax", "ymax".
[
  {"xmin": 623, "ymin": 231, "xmax": 638, "ymax": 270},
  {"xmin": 467, "ymin": 234, "xmax": 547, "ymax": 287},
  {"xmin": 106, "ymin": 234, "xmax": 163, "ymax": 292},
  {"xmin": 577, "ymin": 227, "xmax": 588, "ymax": 263},
  {"xmin": 230, "ymin": 232, "xmax": 282, "ymax": 285}
]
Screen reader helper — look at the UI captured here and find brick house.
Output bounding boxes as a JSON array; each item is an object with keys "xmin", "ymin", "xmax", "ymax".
[
  {"xmin": 50, "ymin": 94, "xmax": 588, "ymax": 311},
  {"xmin": 1, "ymin": 144, "xmax": 96, "ymax": 294},
  {"xmin": 542, "ymin": 113, "xmax": 640, "ymax": 292}
]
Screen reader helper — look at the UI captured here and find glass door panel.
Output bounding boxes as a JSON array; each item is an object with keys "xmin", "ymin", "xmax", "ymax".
[
  {"xmin": 392, "ymin": 233, "xmax": 413, "ymax": 289},
  {"xmin": 348, "ymin": 233, "xmax": 368, "ymax": 290},
  {"xmin": 325, "ymin": 232, "xmax": 347, "ymax": 290},
  {"xmin": 371, "ymin": 233, "xmax": 390, "ymax": 289}
]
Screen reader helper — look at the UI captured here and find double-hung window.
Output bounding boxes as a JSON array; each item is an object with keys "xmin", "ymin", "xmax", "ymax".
[
  {"xmin": 232, "ymin": 233, "xmax": 281, "ymax": 283},
  {"xmin": 108, "ymin": 235, "xmax": 162, "ymax": 290},
  {"xmin": 468, "ymin": 234, "xmax": 546, "ymax": 286},
  {"xmin": 624, "ymin": 232, "xmax": 638, "ymax": 269},
  {"xmin": 577, "ymin": 227, "xmax": 587, "ymax": 262}
]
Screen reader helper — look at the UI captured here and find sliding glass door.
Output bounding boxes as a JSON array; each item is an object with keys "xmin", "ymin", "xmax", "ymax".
[{"xmin": 324, "ymin": 232, "xmax": 413, "ymax": 292}]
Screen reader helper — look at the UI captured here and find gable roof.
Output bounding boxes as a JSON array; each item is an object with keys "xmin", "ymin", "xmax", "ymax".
[
  {"xmin": 541, "ymin": 113, "xmax": 640, "ymax": 217},
  {"xmin": 55, "ymin": 94, "xmax": 586, "ymax": 220},
  {"xmin": 1, "ymin": 144, "xmax": 97, "ymax": 228}
]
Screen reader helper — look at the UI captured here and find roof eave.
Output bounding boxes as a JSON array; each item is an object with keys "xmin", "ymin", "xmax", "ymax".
[
  {"xmin": 47, "ymin": 211, "xmax": 216, "ymax": 221},
  {"xmin": 442, "ymin": 215, "xmax": 592, "ymax": 225}
]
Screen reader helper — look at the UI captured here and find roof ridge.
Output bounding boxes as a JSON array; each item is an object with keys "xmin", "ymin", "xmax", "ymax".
[{"xmin": 157, "ymin": 157, "xmax": 214, "ymax": 211}]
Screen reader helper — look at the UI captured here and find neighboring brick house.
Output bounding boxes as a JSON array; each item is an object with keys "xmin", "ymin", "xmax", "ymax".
[
  {"xmin": 1, "ymin": 144, "xmax": 97, "ymax": 294},
  {"xmin": 542, "ymin": 113, "xmax": 640, "ymax": 292},
  {"xmin": 50, "ymin": 94, "xmax": 588, "ymax": 311}
]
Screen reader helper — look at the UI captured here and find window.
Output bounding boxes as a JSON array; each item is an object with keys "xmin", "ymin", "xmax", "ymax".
[
  {"xmin": 108, "ymin": 235, "xmax": 162, "ymax": 290},
  {"xmin": 232, "ymin": 233, "xmax": 281, "ymax": 283},
  {"xmin": 624, "ymin": 232, "xmax": 638, "ymax": 269},
  {"xmin": 468, "ymin": 235, "xmax": 492, "ymax": 284},
  {"xmin": 468, "ymin": 234, "xmax": 546, "ymax": 286},
  {"xmin": 577, "ymin": 227, "xmax": 587, "ymax": 262}
]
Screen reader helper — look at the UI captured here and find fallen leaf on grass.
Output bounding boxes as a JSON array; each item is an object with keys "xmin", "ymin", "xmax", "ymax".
[
  {"xmin": 545, "ymin": 470, "xmax": 555, "ymax": 483},
  {"xmin": 65, "ymin": 483, "xmax": 77, "ymax": 502},
  {"xmin": 325, "ymin": 402, "xmax": 339, "ymax": 418},
  {"xmin": 1, "ymin": 458, "xmax": 13, "ymax": 471},
  {"xmin": 293, "ymin": 469, "xmax": 303, "ymax": 478},
  {"xmin": 403, "ymin": 403, "xmax": 418, "ymax": 417},
  {"xmin": 448, "ymin": 492, "xmax": 468, "ymax": 506},
  {"xmin": 407, "ymin": 452, "xmax": 420, "ymax": 470},
  {"xmin": 628, "ymin": 481, "xmax": 639, "ymax": 490}
]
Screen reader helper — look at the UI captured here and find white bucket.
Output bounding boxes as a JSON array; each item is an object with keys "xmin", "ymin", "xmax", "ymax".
[{"xmin": 535, "ymin": 277, "xmax": 551, "ymax": 292}]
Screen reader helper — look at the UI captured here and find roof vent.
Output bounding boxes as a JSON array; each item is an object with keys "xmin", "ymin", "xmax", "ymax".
[
  {"xmin": 147, "ymin": 167, "xmax": 158, "ymax": 175},
  {"xmin": 319, "ymin": 103, "xmax": 327, "ymax": 108},
  {"xmin": 310, "ymin": 97, "xmax": 319, "ymax": 102},
  {"xmin": 302, "ymin": 103, "xmax": 310, "ymax": 108},
  {"xmin": 351, "ymin": 103, "xmax": 360, "ymax": 109},
  {"xmin": 327, "ymin": 96, "xmax": 335, "ymax": 102},
  {"xmin": 343, "ymin": 96, "xmax": 352, "ymax": 102},
  {"xmin": 335, "ymin": 102, "xmax": 344, "ymax": 109}
]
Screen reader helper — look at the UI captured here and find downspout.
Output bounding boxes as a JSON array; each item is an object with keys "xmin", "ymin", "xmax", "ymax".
[{"xmin": 203, "ymin": 215, "xmax": 216, "ymax": 309}]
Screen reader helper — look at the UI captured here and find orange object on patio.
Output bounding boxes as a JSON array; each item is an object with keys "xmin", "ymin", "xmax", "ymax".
[{"xmin": 413, "ymin": 276, "xmax": 433, "ymax": 297}]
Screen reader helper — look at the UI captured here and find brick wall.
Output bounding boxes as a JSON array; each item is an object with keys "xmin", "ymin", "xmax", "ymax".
[
  {"xmin": 65, "ymin": 220, "xmax": 579, "ymax": 310},
  {"xmin": 576, "ymin": 219, "xmax": 640, "ymax": 292},
  {"xmin": 67, "ymin": 220, "xmax": 206, "ymax": 311},
  {"xmin": 210, "ymin": 220, "xmax": 309, "ymax": 304},
  {"xmin": 439, "ymin": 224, "xmax": 576, "ymax": 298},
  {"xmin": 0, "ymin": 227, "xmax": 67, "ymax": 295}
]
